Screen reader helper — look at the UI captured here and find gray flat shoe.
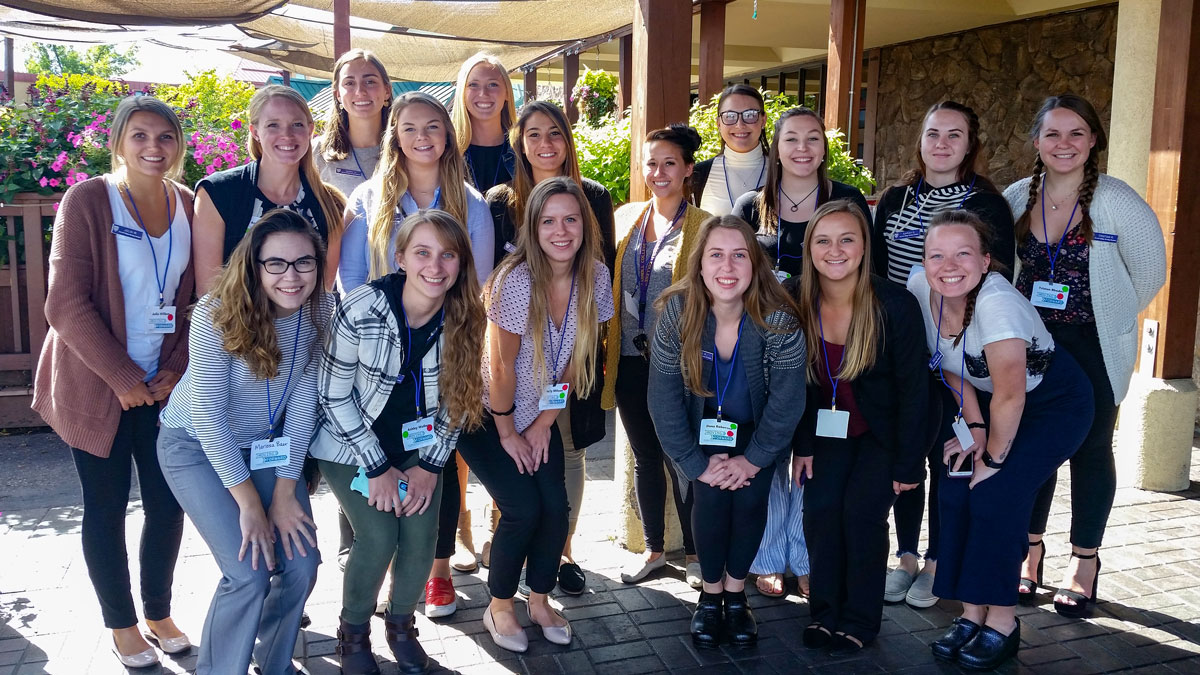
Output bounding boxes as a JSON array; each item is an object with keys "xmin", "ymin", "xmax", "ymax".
[
  {"xmin": 621, "ymin": 555, "xmax": 667, "ymax": 584},
  {"xmin": 884, "ymin": 567, "xmax": 916, "ymax": 603},
  {"xmin": 482, "ymin": 606, "xmax": 528, "ymax": 653},
  {"xmin": 906, "ymin": 571, "xmax": 939, "ymax": 608}
]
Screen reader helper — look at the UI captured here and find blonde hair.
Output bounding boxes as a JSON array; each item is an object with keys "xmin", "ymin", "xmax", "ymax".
[
  {"xmin": 247, "ymin": 85, "xmax": 347, "ymax": 238},
  {"xmin": 451, "ymin": 52, "xmax": 518, "ymax": 154},
  {"xmin": 367, "ymin": 92, "xmax": 469, "ymax": 280},
  {"xmin": 492, "ymin": 100, "xmax": 583, "ymax": 235},
  {"xmin": 795, "ymin": 200, "xmax": 881, "ymax": 382},
  {"xmin": 108, "ymin": 95, "xmax": 186, "ymax": 180},
  {"xmin": 393, "ymin": 210, "xmax": 486, "ymax": 430},
  {"xmin": 656, "ymin": 215, "xmax": 798, "ymax": 396},
  {"xmin": 318, "ymin": 49, "xmax": 391, "ymax": 163},
  {"xmin": 485, "ymin": 177, "xmax": 603, "ymax": 396}
]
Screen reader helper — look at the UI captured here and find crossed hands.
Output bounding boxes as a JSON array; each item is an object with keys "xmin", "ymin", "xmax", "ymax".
[{"xmin": 697, "ymin": 453, "xmax": 758, "ymax": 490}]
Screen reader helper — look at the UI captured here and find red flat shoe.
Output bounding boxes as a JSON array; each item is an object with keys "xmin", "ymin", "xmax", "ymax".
[{"xmin": 424, "ymin": 577, "xmax": 457, "ymax": 618}]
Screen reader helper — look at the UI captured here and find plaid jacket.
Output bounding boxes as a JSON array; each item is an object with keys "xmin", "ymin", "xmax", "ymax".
[{"xmin": 309, "ymin": 278, "xmax": 457, "ymax": 475}]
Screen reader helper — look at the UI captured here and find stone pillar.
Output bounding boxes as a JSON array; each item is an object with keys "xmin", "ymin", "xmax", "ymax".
[{"xmin": 1107, "ymin": 0, "xmax": 1162, "ymax": 197}]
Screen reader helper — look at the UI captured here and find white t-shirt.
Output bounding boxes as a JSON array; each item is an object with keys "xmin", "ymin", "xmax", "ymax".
[
  {"xmin": 105, "ymin": 175, "xmax": 192, "ymax": 381},
  {"xmin": 907, "ymin": 268, "xmax": 1055, "ymax": 394},
  {"xmin": 699, "ymin": 147, "xmax": 767, "ymax": 217}
]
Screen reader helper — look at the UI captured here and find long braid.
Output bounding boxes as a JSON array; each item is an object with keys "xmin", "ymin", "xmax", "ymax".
[
  {"xmin": 1014, "ymin": 155, "xmax": 1044, "ymax": 244},
  {"xmin": 954, "ymin": 277, "xmax": 985, "ymax": 348},
  {"xmin": 1077, "ymin": 155, "xmax": 1100, "ymax": 242}
]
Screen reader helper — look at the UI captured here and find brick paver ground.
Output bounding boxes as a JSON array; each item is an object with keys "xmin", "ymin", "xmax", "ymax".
[{"xmin": 3, "ymin": 419, "xmax": 1200, "ymax": 674}]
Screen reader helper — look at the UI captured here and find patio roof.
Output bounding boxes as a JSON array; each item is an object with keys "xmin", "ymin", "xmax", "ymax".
[{"xmin": 1, "ymin": 0, "xmax": 285, "ymax": 26}]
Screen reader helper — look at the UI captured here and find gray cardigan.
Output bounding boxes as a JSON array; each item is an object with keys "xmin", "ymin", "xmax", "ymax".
[{"xmin": 647, "ymin": 293, "xmax": 807, "ymax": 498}]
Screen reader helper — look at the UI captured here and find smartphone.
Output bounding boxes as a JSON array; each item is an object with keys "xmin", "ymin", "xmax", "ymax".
[
  {"xmin": 350, "ymin": 468, "xmax": 409, "ymax": 501},
  {"xmin": 946, "ymin": 453, "xmax": 974, "ymax": 479}
]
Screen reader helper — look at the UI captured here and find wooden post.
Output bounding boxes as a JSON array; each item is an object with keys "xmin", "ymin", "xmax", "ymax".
[
  {"xmin": 825, "ymin": 0, "xmax": 864, "ymax": 135},
  {"xmin": 862, "ymin": 50, "xmax": 880, "ymax": 177},
  {"xmin": 3, "ymin": 38, "xmax": 13, "ymax": 99},
  {"xmin": 617, "ymin": 34, "xmax": 632, "ymax": 118},
  {"xmin": 563, "ymin": 53, "xmax": 580, "ymax": 124},
  {"xmin": 798, "ymin": 68, "xmax": 808, "ymax": 106},
  {"xmin": 699, "ymin": 0, "xmax": 727, "ymax": 104},
  {"xmin": 630, "ymin": 0, "xmax": 693, "ymax": 202},
  {"xmin": 779, "ymin": 71, "xmax": 790, "ymax": 98},
  {"xmin": 281, "ymin": 71, "xmax": 291, "ymax": 86},
  {"xmin": 524, "ymin": 69, "xmax": 537, "ymax": 103},
  {"xmin": 817, "ymin": 65, "xmax": 828, "ymax": 114},
  {"xmin": 333, "ymin": 0, "xmax": 351, "ymax": 60}
]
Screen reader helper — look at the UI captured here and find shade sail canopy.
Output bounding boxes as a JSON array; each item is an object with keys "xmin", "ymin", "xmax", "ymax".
[{"xmin": 2, "ymin": 0, "xmax": 286, "ymax": 26}]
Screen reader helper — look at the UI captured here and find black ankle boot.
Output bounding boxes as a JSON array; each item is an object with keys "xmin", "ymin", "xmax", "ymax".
[
  {"xmin": 722, "ymin": 590, "xmax": 757, "ymax": 647},
  {"xmin": 336, "ymin": 619, "xmax": 381, "ymax": 675},
  {"xmin": 690, "ymin": 591, "xmax": 724, "ymax": 649},
  {"xmin": 384, "ymin": 611, "xmax": 429, "ymax": 674},
  {"xmin": 930, "ymin": 617, "xmax": 980, "ymax": 661},
  {"xmin": 957, "ymin": 620, "xmax": 1020, "ymax": 671}
]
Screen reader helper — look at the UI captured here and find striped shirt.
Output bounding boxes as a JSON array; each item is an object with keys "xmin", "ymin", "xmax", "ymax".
[
  {"xmin": 876, "ymin": 181, "xmax": 975, "ymax": 284},
  {"xmin": 160, "ymin": 294, "xmax": 330, "ymax": 488}
]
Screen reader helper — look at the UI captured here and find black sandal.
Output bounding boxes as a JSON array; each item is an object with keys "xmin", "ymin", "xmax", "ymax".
[
  {"xmin": 802, "ymin": 623, "xmax": 831, "ymax": 649},
  {"xmin": 1054, "ymin": 551, "xmax": 1100, "ymax": 618},
  {"xmin": 1017, "ymin": 539, "xmax": 1044, "ymax": 606}
]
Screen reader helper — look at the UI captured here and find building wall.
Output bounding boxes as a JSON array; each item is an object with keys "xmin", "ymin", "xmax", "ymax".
[{"xmin": 872, "ymin": 4, "xmax": 1118, "ymax": 190}]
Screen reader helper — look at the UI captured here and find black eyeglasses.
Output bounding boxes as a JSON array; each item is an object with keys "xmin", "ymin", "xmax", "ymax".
[
  {"xmin": 719, "ymin": 109, "xmax": 762, "ymax": 126},
  {"xmin": 258, "ymin": 256, "xmax": 318, "ymax": 274}
]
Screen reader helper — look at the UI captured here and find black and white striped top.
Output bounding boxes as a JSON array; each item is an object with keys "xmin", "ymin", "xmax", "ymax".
[{"xmin": 160, "ymin": 294, "xmax": 330, "ymax": 488}]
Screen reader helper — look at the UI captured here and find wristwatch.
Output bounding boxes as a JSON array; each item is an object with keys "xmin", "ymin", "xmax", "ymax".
[{"xmin": 981, "ymin": 449, "xmax": 1004, "ymax": 469}]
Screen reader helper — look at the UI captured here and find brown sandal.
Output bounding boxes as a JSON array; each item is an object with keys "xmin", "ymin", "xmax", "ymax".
[{"xmin": 755, "ymin": 573, "xmax": 786, "ymax": 598}]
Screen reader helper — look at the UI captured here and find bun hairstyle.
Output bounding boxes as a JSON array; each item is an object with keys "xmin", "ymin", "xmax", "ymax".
[
  {"xmin": 925, "ymin": 209, "xmax": 1003, "ymax": 347},
  {"xmin": 716, "ymin": 84, "xmax": 770, "ymax": 156},
  {"xmin": 756, "ymin": 106, "xmax": 831, "ymax": 234},
  {"xmin": 1014, "ymin": 93, "xmax": 1108, "ymax": 244},
  {"xmin": 108, "ymin": 95, "xmax": 186, "ymax": 179},
  {"xmin": 319, "ymin": 49, "xmax": 392, "ymax": 163},
  {"xmin": 899, "ymin": 100, "xmax": 998, "ymax": 194},
  {"xmin": 644, "ymin": 124, "xmax": 703, "ymax": 199}
]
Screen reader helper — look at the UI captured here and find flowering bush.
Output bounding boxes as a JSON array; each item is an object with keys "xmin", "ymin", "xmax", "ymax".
[
  {"xmin": 574, "ymin": 113, "xmax": 631, "ymax": 204},
  {"xmin": 571, "ymin": 67, "xmax": 619, "ymax": 127}
]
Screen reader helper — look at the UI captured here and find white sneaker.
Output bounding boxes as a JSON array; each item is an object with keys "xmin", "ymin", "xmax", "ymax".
[
  {"xmin": 686, "ymin": 562, "xmax": 703, "ymax": 589},
  {"xmin": 906, "ymin": 571, "xmax": 939, "ymax": 608},
  {"xmin": 884, "ymin": 568, "xmax": 915, "ymax": 603},
  {"xmin": 620, "ymin": 555, "xmax": 667, "ymax": 584}
]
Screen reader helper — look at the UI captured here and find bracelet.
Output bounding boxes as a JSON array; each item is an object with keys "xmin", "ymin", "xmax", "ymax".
[
  {"xmin": 981, "ymin": 449, "xmax": 1004, "ymax": 469},
  {"xmin": 966, "ymin": 422, "xmax": 988, "ymax": 430},
  {"xmin": 489, "ymin": 402, "xmax": 516, "ymax": 417}
]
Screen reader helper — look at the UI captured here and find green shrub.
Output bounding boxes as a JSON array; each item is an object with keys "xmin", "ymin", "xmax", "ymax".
[
  {"xmin": 571, "ymin": 67, "xmax": 619, "ymax": 127},
  {"xmin": 573, "ymin": 113, "xmax": 631, "ymax": 204}
]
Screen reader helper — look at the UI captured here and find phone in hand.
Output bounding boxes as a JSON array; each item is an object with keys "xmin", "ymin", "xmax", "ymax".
[
  {"xmin": 946, "ymin": 452, "xmax": 974, "ymax": 479},
  {"xmin": 350, "ymin": 467, "xmax": 409, "ymax": 501}
]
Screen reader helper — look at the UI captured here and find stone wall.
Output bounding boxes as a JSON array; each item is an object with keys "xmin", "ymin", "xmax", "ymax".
[{"xmin": 872, "ymin": 4, "xmax": 1118, "ymax": 190}]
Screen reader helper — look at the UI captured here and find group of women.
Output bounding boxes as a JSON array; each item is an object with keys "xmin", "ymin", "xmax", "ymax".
[{"xmin": 32, "ymin": 45, "xmax": 1165, "ymax": 675}]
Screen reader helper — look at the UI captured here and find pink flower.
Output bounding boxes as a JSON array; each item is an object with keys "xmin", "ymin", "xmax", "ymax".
[
  {"xmin": 53, "ymin": 203, "xmax": 59, "ymax": 211},
  {"xmin": 65, "ymin": 175, "xmax": 75, "ymax": 187},
  {"xmin": 212, "ymin": 157, "xmax": 224, "ymax": 170},
  {"xmin": 194, "ymin": 150, "xmax": 204, "ymax": 162},
  {"xmin": 74, "ymin": 171, "xmax": 89, "ymax": 181},
  {"xmin": 50, "ymin": 160, "xmax": 65, "ymax": 172},
  {"xmin": 230, "ymin": 119, "xmax": 242, "ymax": 130},
  {"xmin": 224, "ymin": 152, "xmax": 238, "ymax": 164},
  {"xmin": 47, "ymin": 178, "xmax": 59, "ymax": 187},
  {"xmin": 38, "ymin": 177, "xmax": 48, "ymax": 187}
]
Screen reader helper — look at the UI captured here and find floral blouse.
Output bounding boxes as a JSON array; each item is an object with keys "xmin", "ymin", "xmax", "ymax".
[{"xmin": 1016, "ymin": 226, "xmax": 1095, "ymax": 325}]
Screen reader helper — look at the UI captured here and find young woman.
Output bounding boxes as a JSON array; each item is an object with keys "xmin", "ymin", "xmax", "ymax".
[
  {"xmin": 33, "ymin": 96, "xmax": 194, "ymax": 669},
  {"xmin": 157, "ymin": 210, "xmax": 327, "ymax": 675},
  {"xmin": 600, "ymin": 124, "xmax": 710, "ymax": 587},
  {"xmin": 193, "ymin": 85, "xmax": 346, "ymax": 293},
  {"xmin": 693, "ymin": 84, "xmax": 769, "ymax": 216},
  {"xmin": 486, "ymin": 100, "xmax": 617, "ymax": 594},
  {"xmin": 790, "ymin": 201, "xmax": 928, "ymax": 655},
  {"xmin": 733, "ymin": 106, "xmax": 871, "ymax": 281},
  {"xmin": 1006, "ymin": 94, "xmax": 1166, "ymax": 617},
  {"xmin": 871, "ymin": 100, "xmax": 1014, "ymax": 610},
  {"xmin": 451, "ymin": 52, "xmax": 518, "ymax": 194},
  {"xmin": 911, "ymin": 210, "xmax": 1092, "ymax": 670},
  {"xmin": 311, "ymin": 210, "xmax": 485, "ymax": 675},
  {"xmin": 457, "ymin": 177, "xmax": 614, "ymax": 653},
  {"xmin": 646, "ymin": 215, "xmax": 806, "ymax": 650}
]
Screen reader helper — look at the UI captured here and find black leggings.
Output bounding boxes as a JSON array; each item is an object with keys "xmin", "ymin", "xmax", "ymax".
[
  {"xmin": 616, "ymin": 355, "xmax": 696, "ymax": 555},
  {"xmin": 892, "ymin": 386, "xmax": 953, "ymax": 560},
  {"xmin": 456, "ymin": 416, "xmax": 567, "ymax": 599},
  {"xmin": 691, "ymin": 463, "xmax": 774, "ymax": 584},
  {"xmin": 71, "ymin": 405, "xmax": 184, "ymax": 628},
  {"xmin": 1029, "ymin": 323, "xmax": 1118, "ymax": 549}
]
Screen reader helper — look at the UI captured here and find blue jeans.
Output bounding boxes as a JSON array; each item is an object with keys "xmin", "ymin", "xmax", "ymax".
[{"xmin": 157, "ymin": 425, "xmax": 320, "ymax": 675}]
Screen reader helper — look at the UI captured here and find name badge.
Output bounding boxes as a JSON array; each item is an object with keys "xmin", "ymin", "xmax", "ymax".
[
  {"xmin": 816, "ymin": 408, "xmax": 850, "ymax": 439},
  {"xmin": 624, "ymin": 290, "xmax": 639, "ymax": 318},
  {"xmin": 334, "ymin": 167, "xmax": 364, "ymax": 176},
  {"xmin": 951, "ymin": 417, "xmax": 976, "ymax": 453},
  {"xmin": 111, "ymin": 223, "xmax": 143, "ymax": 240},
  {"xmin": 147, "ymin": 305, "xmax": 177, "ymax": 334},
  {"xmin": 699, "ymin": 418, "xmax": 737, "ymax": 447},
  {"xmin": 928, "ymin": 350, "xmax": 943, "ymax": 371},
  {"xmin": 893, "ymin": 228, "xmax": 922, "ymax": 241},
  {"xmin": 250, "ymin": 436, "xmax": 291, "ymax": 470},
  {"xmin": 1030, "ymin": 280, "xmax": 1069, "ymax": 310},
  {"xmin": 773, "ymin": 269, "xmax": 792, "ymax": 283},
  {"xmin": 701, "ymin": 350, "xmax": 714, "ymax": 362},
  {"xmin": 538, "ymin": 383, "xmax": 570, "ymax": 410},
  {"xmin": 402, "ymin": 416, "xmax": 437, "ymax": 451},
  {"xmin": 1094, "ymin": 232, "xmax": 1118, "ymax": 243},
  {"xmin": 503, "ymin": 241, "xmax": 517, "ymax": 254}
]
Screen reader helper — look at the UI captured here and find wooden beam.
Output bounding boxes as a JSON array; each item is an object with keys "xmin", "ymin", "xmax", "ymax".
[
  {"xmin": 846, "ymin": 0, "xmax": 867, "ymax": 156},
  {"xmin": 524, "ymin": 69, "xmax": 537, "ymax": 102},
  {"xmin": 699, "ymin": 0, "xmax": 727, "ymax": 104},
  {"xmin": 333, "ymin": 0, "xmax": 350, "ymax": 60},
  {"xmin": 798, "ymin": 68, "xmax": 808, "ymax": 106},
  {"xmin": 3, "ymin": 38, "xmax": 13, "ymax": 99},
  {"xmin": 630, "ymin": 0, "xmax": 693, "ymax": 202},
  {"xmin": 862, "ymin": 50, "xmax": 880, "ymax": 177},
  {"xmin": 817, "ymin": 64, "xmax": 828, "ymax": 115},
  {"xmin": 1143, "ymin": 0, "xmax": 1200, "ymax": 379},
  {"xmin": 617, "ymin": 34, "xmax": 632, "ymax": 118},
  {"xmin": 280, "ymin": 71, "xmax": 291, "ymax": 86},
  {"xmin": 779, "ymin": 71, "xmax": 790, "ymax": 99},
  {"xmin": 563, "ymin": 53, "xmax": 580, "ymax": 124},
  {"xmin": 825, "ymin": 0, "xmax": 864, "ymax": 135}
]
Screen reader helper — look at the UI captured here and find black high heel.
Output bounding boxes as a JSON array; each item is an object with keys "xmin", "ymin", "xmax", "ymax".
[
  {"xmin": 1054, "ymin": 551, "xmax": 1100, "ymax": 618},
  {"xmin": 1018, "ymin": 539, "xmax": 1044, "ymax": 606}
]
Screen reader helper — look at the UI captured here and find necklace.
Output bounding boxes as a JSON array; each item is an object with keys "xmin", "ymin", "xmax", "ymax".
[
  {"xmin": 1044, "ymin": 181, "xmax": 1079, "ymax": 211},
  {"xmin": 780, "ymin": 182, "xmax": 819, "ymax": 212}
]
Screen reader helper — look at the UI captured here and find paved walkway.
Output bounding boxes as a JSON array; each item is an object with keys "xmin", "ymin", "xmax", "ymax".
[{"xmin": 2, "ymin": 419, "xmax": 1200, "ymax": 674}]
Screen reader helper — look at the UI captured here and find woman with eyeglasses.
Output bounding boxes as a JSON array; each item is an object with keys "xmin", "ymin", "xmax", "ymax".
[{"xmin": 692, "ymin": 85, "xmax": 770, "ymax": 217}]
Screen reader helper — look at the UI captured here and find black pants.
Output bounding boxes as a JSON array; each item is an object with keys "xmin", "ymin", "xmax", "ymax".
[
  {"xmin": 1029, "ymin": 323, "xmax": 1118, "ymax": 549},
  {"xmin": 891, "ymin": 384, "xmax": 951, "ymax": 560},
  {"xmin": 691, "ymin": 463, "xmax": 774, "ymax": 584},
  {"xmin": 804, "ymin": 434, "xmax": 896, "ymax": 643},
  {"xmin": 456, "ymin": 416, "xmax": 567, "ymax": 599},
  {"xmin": 71, "ymin": 405, "xmax": 184, "ymax": 628},
  {"xmin": 616, "ymin": 355, "xmax": 696, "ymax": 555}
]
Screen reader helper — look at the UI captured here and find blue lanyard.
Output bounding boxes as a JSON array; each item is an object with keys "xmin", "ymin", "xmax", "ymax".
[
  {"xmin": 398, "ymin": 302, "xmax": 444, "ymax": 417},
  {"xmin": 548, "ymin": 271, "xmax": 577, "ymax": 377},
  {"xmin": 265, "ymin": 307, "xmax": 303, "ymax": 439},
  {"xmin": 633, "ymin": 200, "xmax": 687, "ymax": 329},
  {"xmin": 815, "ymin": 302, "xmax": 840, "ymax": 409},
  {"xmin": 712, "ymin": 314, "xmax": 746, "ymax": 421},
  {"xmin": 467, "ymin": 143, "xmax": 513, "ymax": 191},
  {"xmin": 350, "ymin": 147, "xmax": 367, "ymax": 178},
  {"xmin": 723, "ymin": 153, "xmax": 766, "ymax": 209},
  {"xmin": 910, "ymin": 174, "xmax": 977, "ymax": 233},
  {"xmin": 121, "ymin": 182, "xmax": 174, "ymax": 308},
  {"xmin": 934, "ymin": 296, "xmax": 967, "ymax": 415},
  {"xmin": 1039, "ymin": 180, "xmax": 1080, "ymax": 282},
  {"xmin": 401, "ymin": 187, "xmax": 442, "ymax": 219}
]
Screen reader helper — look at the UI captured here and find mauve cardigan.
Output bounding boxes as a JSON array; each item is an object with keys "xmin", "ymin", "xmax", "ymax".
[{"xmin": 32, "ymin": 176, "xmax": 196, "ymax": 457}]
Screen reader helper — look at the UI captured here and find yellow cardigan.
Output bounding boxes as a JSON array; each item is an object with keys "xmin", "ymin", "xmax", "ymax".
[{"xmin": 601, "ymin": 201, "xmax": 711, "ymax": 410}]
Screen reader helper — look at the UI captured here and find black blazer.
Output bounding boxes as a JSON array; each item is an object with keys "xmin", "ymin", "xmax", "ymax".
[
  {"xmin": 794, "ymin": 276, "xmax": 931, "ymax": 484},
  {"xmin": 690, "ymin": 158, "xmax": 714, "ymax": 206}
]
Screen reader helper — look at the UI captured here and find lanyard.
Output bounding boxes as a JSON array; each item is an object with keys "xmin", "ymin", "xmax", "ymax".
[
  {"xmin": 1039, "ymin": 180, "xmax": 1080, "ymax": 282},
  {"xmin": 773, "ymin": 183, "xmax": 819, "ymax": 271},
  {"xmin": 634, "ymin": 200, "xmax": 688, "ymax": 329},
  {"xmin": 815, "ymin": 302, "xmax": 841, "ymax": 410},
  {"xmin": 723, "ymin": 153, "xmax": 767, "ymax": 209},
  {"xmin": 548, "ymin": 271, "xmax": 577, "ymax": 377},
  {"xmin": 909, "ymin": 174, "xmax": 977, "ymax": 233},
  {"xmin": 712, "ymin": 314, "xmax": 746, "ymax": 421},
  {"xmin": 122, "ymin": 182, "xmax": 174, "ymax": 308},
  {"xmin": 467, "ymin": 143, "xmax": 513, "ymax": 191},
  {"xmin": 400, "ymin": 187, "xmax": 442, "ymax": 219},
  {"xmin": 265, "ymin": 307, "xmax": 303, "ymax": 439},
  {"xmin": 350, "ymin": 147, "xmax": 367, "ymax": 178},
  {"xmin": 934, "ymin": 296, "xmax": 967, "ymax": 414},
  {"xmin": 398, "ymin": 301, "xmax": 444, "ymax": 417}
]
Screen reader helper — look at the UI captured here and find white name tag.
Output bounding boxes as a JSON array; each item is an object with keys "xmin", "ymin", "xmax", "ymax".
[
  {"xmin": 951, "ymin": 417, "xmax": 976, "ymax": 453},
  {"xmin": 538, "ymin": 383, "xmax": 570, "ymax": 410},
  {"xmin": 1030, "ymin": 280, "xmax": 1069, "ymax": 310},
  {"xmin": 250, "ymin": 436, "xmax": 291, "ymax": 470},
  {"xmin": 504, "ymin": 241, "xmax": 517, "ymax": 254},
  {"xmin": 773, "ymin": 269, "xmax": 792, "ymax": 283},
  {"xmin": 624, "ymin": 290, "xmax": 639, "ymax": 318},
  {"xmin": 147, "ymin": 305, "xmax": 177, "ymax": 333},
  {"xmin": 402, "ymin": 416, "xmax": 437, "ymax": 451},
  {"xmin": 816, "ymin": 408, "xmax": 850, "ymax": 439},
  {"xmin": 699, "ymin": 418, "xmax": 738, "ymax": 447}
]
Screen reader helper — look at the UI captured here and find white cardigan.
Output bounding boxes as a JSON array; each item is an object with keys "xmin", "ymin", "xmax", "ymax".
[{"xmin": 1004, "ymin": 174, "xmax": 1166, "ymax": 402}]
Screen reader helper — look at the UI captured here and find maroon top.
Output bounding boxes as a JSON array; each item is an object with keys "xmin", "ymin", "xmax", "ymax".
[{"xmin": 816, "ymin": 340, "xmax": 869, "ymax": 438}]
